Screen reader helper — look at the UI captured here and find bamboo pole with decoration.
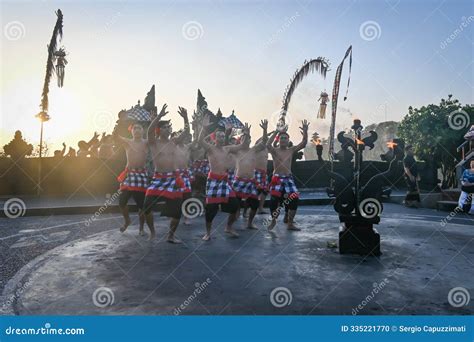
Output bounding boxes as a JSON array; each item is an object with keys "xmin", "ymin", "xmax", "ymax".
[
  {"xmin": 328, "ymin": 46, "xmax": 352, "ymax": 178},
  {"xmin": 279, "ymin": 57, "xmax": 330, "ymax": 132},
  {"xmin": 35, "ymin": 9, "xmax": 66, "ymax": 196}
]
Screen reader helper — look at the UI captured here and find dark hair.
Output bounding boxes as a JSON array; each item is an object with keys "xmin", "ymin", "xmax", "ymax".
[{"xmin": 158, "ymin": 120, "xmax": 171, "ymax": 128}]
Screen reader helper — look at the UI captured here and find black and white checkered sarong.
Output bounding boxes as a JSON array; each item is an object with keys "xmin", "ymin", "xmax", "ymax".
[
  {"xmin": 232, "ymin": 176, "xmax": 258, "ymax": 199},
  {"xmin": 206, "ymin": 172, "xmax": 236, "ymax": 204},
  {"xmin": 146, "ymin": 171, "xmax": 183, "ymax": 199},
  {"xmin": 269, "ymin": 174, "xmax": 299, "ymax": 198},
  {"xmin": 119, "ymin": 168, "xmax": 149, "ymax": 192}
]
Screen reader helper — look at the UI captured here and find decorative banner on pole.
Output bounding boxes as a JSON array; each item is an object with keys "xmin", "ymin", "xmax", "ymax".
[
  {"xmin": 280, "ymin": 57, "xmax": 330, "ymax": 127},
  {"xmin": 328, "ymin": 45, "xmax": 352, "ymax": 160}
]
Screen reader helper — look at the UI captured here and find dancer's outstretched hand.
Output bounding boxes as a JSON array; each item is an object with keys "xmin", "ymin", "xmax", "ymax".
[
  {"xmin": 259, "ymin": 119, "xmax": 268, "ymax": 130},
  {"xmin": 177, "ymin": 106, "xmax": 188, "ymax": 118},
  {"xmin": 243, "ymin": 123, "xmax": 251, "ymax": 135},
  {"xmin": 158, "ymin": 104, "xmax": 168, "ymax": 119},
  {"xmin": 300, "ymin": 120, "xmax": 309, "ymax": 134}
]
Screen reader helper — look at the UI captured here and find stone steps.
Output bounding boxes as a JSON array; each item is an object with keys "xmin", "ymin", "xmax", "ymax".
[{"xmin": 436, "ymin": 200, "xmax": 458, "ymax": 212}]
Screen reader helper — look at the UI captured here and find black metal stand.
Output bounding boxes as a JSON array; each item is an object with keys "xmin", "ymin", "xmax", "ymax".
[{"xmin": 338, "ymin": 216, "xmax": 381, "ymax": 256}]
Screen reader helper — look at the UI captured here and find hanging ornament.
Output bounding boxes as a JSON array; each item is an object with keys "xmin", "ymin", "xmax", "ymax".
[
  {"xmin": 276, "ymin": 114, "xmax": 288, "ymax": 133},
  {"xmin": 54, "ymin": 47, "xmax": 68, "ymax": 87},
  {"xmin": 317, "ymin": 91, "xmax": 329, "ymax": 119}
]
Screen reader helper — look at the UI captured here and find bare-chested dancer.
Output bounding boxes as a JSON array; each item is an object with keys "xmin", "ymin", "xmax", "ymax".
[
  {"xmin": 189, "ymin": 135, "xmax": 209, "ymax": 197},
  {"xmin": 198, "ymin": 120, "xmax": 250, "ymax": 241},
  {"xmin": 254, "ymin": 133, "xmax": 270, "ymax": 215},
  {"xmin": 173, "ymin": 107, "xmax": 194, "ymax": 225},
  {"xmin": 224, "ymin": 124, "xmax": 238, "ymax": 186},
  {"xmin": 114, "ymin": 123, "xmax": 149, "ymax": 235},
  {"xmin": 143, "ymin": 104, "xmax": 186, "ymax": 243},
  {"xmin": 266, "ymin": 120, "xmax": 309, "ymax": 231},
  {"xmin": 232, "ymin": 120, "xmax": 268, "ymax": 229}
]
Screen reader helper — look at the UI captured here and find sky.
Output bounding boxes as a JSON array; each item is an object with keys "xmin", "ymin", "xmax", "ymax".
[{"xmin": 1, "ymin": 0, "xmax": 473, "ymax": 153}]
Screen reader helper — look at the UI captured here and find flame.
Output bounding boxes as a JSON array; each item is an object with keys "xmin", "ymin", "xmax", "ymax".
[
  {"xmin": 312, "ymin": 138, "xmax": 321, "ymax": 146},
  {"xmin": 356, "ymin": 138, "xmax": 364, "ymax": 145},
  {"xmin": 386, "ymin": 141, "xmax": 398, "ymax": 149}
]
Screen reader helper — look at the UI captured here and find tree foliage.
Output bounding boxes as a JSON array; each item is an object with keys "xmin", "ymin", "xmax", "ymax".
[{"xmin": 398, "ymin": 95, "xmax": 473, "ymax": 188}]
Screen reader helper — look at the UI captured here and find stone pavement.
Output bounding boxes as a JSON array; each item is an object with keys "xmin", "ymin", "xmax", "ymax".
[
  {"xmin": 0, "ymin": 189, "xmax": 437, "ymax": 217},
  {"xmin": 2, "ymin": 205, "xmax": 473, "ymax": 315}
]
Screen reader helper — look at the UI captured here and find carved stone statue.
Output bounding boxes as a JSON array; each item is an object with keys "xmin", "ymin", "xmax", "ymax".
[{"xmin": 3, "ymin": 130, "xmax": 33, "ymax": 160}]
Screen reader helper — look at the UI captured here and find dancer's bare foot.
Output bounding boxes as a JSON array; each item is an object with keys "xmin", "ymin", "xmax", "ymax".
[
  {"xmin": 120, "ymin": 218, "xmax": 131, "ymax": 232},
  {"xmin": 287, "ymin": 223, "xmax": 301, "ymax": 231},
  {"xmin": 247, "ymin": 223, "xmax": 259, "ymax": 230},
  {"xmin": 148, "ymin": 231, "xmax": 156, "ymax": 241},
  {"xmin": 202, "ymin": 234, "xmax": 211, "ymax": 241},
  {"xmin": 167, "ymin": 236, "xmax": 182, "ymax": 244},
  {"xmin": 267, "ymin": 219, "xmax": 277, "ymax": 231},
  {"xmin": 225, "ymin": 229, "xmax": 239, "ymax": 238}
]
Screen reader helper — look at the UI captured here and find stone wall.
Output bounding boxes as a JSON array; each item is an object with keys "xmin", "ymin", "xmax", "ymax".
[{"xmin": 0, "ymin": 157, "xmax": 438, "ymax": 197}]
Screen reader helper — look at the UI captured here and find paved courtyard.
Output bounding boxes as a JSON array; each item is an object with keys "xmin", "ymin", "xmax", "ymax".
[{"xmin": 1, "ymin": 205, "xmax": 473, "ymax": 315}]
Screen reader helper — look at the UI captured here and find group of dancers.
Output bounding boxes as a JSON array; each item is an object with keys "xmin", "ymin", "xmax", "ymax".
[{"xmin": 114, "ymin": 104, "xmax": 309, "ymax": 243}]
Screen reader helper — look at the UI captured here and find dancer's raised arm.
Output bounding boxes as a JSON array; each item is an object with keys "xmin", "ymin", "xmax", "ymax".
[
  {"xmin": 266, "ymin": 128, "xmax": 278, "ymax": 153},
  {"xmin": 293, "ymin": 120, "xmax": 309, "ymax": 152},
  {"xmin": 253, "ymin": 119, "xmax": 268, "ymax": 151},
  {"xmin": 226, "ymin": 123, "xmax": 250, "ymax": 153},
  {"xmin": 147, "ymin": 104, "xmax": 168, "ymax": 145}
]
